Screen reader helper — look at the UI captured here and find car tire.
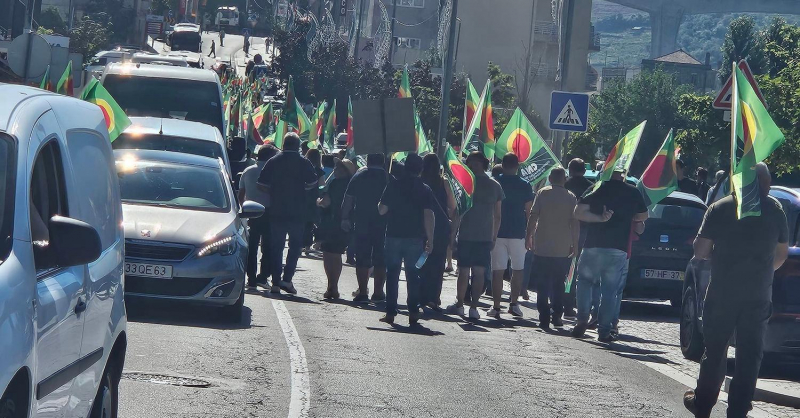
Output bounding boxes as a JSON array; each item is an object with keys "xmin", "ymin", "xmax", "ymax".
[
  {"xmin": 680, "ymin": 284, "xmax": 704, "ymax": 361},
  {"xmin": 222, "ymin": 285, "xmax": 244, "ymax": 323},
  {"xmin": 90, "ymin": 363, "xmax": 119, "ymax": 418}
]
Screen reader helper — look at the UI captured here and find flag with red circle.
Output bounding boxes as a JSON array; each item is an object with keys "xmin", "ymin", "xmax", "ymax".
[{"xmin": 80, "ymin": 78, "xmax": 131, "ymax": 142}]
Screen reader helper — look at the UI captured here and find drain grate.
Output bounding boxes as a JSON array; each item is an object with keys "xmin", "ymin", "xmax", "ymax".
[{"xmin": 121, "ymin": 372, "xmax": 212, "ymax": 388}]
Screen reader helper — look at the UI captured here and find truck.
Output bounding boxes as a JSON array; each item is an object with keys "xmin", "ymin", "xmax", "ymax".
[{"xmin": 215, "ymin": 6, "xmax": 240, "ymax": 29}]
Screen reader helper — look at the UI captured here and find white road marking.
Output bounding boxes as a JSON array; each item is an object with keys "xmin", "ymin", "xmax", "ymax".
[{"xmin": 272, "ymin": 299, "xmax": 311, "ymax": 418}]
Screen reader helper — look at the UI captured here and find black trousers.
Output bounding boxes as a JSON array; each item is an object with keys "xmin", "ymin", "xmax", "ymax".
[
  {"xmin": 246, "ymin": 215, "xmax": 271, "ymax": 283},
  {"xmin": 533, "ymin": 255, "xmax": 571, "ymax": 325},
  {"xmin": 420, "ymin": 249, "xmax": 447, "ymax": 307},
  {"xmin": 694, "ymin": 297, "xmax": 771, "ymax": 418}
]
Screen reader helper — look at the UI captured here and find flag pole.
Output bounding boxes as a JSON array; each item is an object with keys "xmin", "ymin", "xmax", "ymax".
[{"xmin": 436, "ymin": 0, "xmax": 459, "ymax": 159}]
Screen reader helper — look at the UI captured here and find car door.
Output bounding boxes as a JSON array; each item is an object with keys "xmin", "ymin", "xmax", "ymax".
[{"xmin": 29, "ymin": 112, "xmax": 86, "ymax": 417}]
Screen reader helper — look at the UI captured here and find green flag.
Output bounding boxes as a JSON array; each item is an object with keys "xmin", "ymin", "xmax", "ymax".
[
  {"xmin": 56, "ymin": 61, "xmax": 73, "ymax": 96},
  {"xmin": 637, "ymin": 129, "xmax": 678, "ymax": 210},
  {"xmin": 495, "ymin": 107, "xmax": 560, "ymax": 185},
  {"xmin": 40, "ymin": 65, "xmax": 52, "ymax": 91},
  {"xmin": 462, "ymin": 80, "xmax": 494, "ymax": 160},
  {"xmin": 443, "ymin": 144, "xmax": 475, "ymax": 215},
  {"xmin": 324, "ymin": 99, "xmax": 337, "ymax": 152},
  {"xmin": 80, "ymin": 78, "xmax": 131, "ymax": 142},
  {"xmin": 731, "ymin": 63, "xmax": 785, "ymax": 218},
  {"xmin": 593, "ymin": 121, "xmax": 647, "ymax": 190}
]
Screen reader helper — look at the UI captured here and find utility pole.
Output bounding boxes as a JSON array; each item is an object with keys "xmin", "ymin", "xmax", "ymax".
[
  {"xmin": 387, "ymin": 0, "xmax": 397, "ymax": 63},
  {"xmin": 436, "ymin": 0, "xmax": 458, "ymax": 158},
  {"xmin": 553, "ymin": 0, "xmax": 575, "ymax": 158},
  {"xmin": 353, "ymin": 0, "xmax": 366, "ymax": 59}
]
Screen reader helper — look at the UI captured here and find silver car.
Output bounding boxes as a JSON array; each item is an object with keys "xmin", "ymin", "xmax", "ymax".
[{"xmin": 116, "ymin": 150, "xmax": 264, "ymax": 321}]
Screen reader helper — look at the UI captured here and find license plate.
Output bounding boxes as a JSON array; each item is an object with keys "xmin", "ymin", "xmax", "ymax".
[
  {"xmin": 642, "ymin": 269, "xmax": 684, "ymax": 280},
  {"xmin": 125, "ymin": 262, "xmax": 173, "ymax": 279}
]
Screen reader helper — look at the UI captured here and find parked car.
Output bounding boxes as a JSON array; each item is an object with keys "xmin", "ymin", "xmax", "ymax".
[
  {"xmin": 85, "ymin": 49, "xmax": 133, "ymax": 79},
  {"xmin": 115, "ymin": 150, "xmax": 264, "ymax": 321},
  {"xmin": 130, "ymin": 52, "xmax": 190, "ymax": 67},
  {"xmin": 0, "ymin": 85, "xmax": 127, "ymax": 418},
  {"xmin": 114, "ymin": 116, "xmax": 232, "ymax": 177},
  {"xmin": 101, "ymin": 63, "xmax": 225, "ymax": 137},
  {"xmin": 681, "ymin": 186, "xmax": 800, "ymax": 362}
]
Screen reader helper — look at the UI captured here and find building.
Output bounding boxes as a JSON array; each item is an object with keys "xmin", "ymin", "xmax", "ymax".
[{"xmin": 641, "ymin": 49, "xmax": 717, "ymax": 92}]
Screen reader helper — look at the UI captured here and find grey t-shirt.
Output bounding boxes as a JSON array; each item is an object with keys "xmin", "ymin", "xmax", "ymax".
[
  {"xmin": 458, "ymin": 173, "xmax": 504, "ymax": 242},
  {"xmin": 698, "ymin": 194, "xmax": 788, "ymax": 303},
  {"xmin": 240, "ymin": 161, "xmax": 270, "ymax": 208}
]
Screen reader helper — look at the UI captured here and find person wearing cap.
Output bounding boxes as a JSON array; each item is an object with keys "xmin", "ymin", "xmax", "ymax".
[
  {"xmin": 571, "ymin": 167, "xmax": 647, "ymax": 342},
  {"xmin": 317, "ymin": 159, "xmax": 357, "ymax": 299},
  {"xmin": 447, "ymin": 151, "xmax": 504, "ymax": 321},
  {"xmin": 239, "ymin": 144, "xmax": 278, "ymax": 288}
]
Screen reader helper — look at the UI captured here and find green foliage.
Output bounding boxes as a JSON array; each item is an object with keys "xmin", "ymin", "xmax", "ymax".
[
  {"xmin": 675, "ymin": 94, "xmax": 727, "ymax": 171},
  {"xmin": 758, "ymin": 62, "xmax": 800, "ymax": 176},
  {"xmin": 69, "ymin": 16, "xmax": 111, "ymax": 60},
  {"xmin": 594, "ymin": 13, "xmax": 649, "ymax": 33},
  {"xmin": 39, "ymin": 7, "xmax": 68, "ymax": 35},
  {"xmin": 763, "ymin": 17, "xmax": 800, "ymax": 77},
  {"xmin": 720, "ymin": 16, "xmax": 767, "ymax": 82}
]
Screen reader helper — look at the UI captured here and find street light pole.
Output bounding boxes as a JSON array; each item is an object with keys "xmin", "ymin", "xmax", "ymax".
[
  {"xmin": 353, "ymin": 0, "xmax": 366, "ymax": 59},
  {"xmin": 435, "ymin": 0, "xmax": 458, "ymax": 158},
  {"xmin": 387, "ymin": 0, "xmax": 397, "ymax": 64}
]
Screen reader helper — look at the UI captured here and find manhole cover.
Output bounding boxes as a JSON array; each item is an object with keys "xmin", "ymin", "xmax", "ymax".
[{"xmin": 121, "ymin": 372, "xmax": 212, "ymax": 388}]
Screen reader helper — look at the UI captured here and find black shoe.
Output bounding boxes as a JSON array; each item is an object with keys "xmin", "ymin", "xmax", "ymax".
[
  {"xmin": 598, "ymin": 333, "xmax": 617, "ymax": 343},
  {"xmin": 587, "ymin": 317, "xmax": 598, "ymax": 330},
  {"xmin": 552, "ymin": 317, "xmax": 564, "ymax": 327},
  {"xmin": 539, "ymin": 322, "xmax": 550, "ymax": 330},
  {"xmin": 379, "ymin": 314, "xmax": 395, "ymax": 324},
  {"xmin": 571, "ymin": 322, "xmax": 588, "ymax": 338},
  {"xmin": 409, "ymin": 311, "xmax": 421, "ymax": 325},
  {"xmin": 683, "ymin": 390, "xmax": 711, "ymax": 418},
  {"xmin": 345, "ymin": 258, "xmax": 356, "ymax": 265},
  {"xmin": 371, "ymin": 292, "xmax": 386, "ymax": 302},
  {"xmin": 353, "ymin": 294, "xmax": 370, "ymax": 303},
  {"xmin": 426, "ymin": 302, "xmax": 442, "ymax": 313},
  {"xmin": 563, "ymin": 309, "xmax": 577, "ymax": 318},
  {"xmin": 610, "ymin": 326, "xmax": 620, "ymax": 339},
  {"xmin": 247, "ymin": 281, "xmax": 257, "ymax": 289}
]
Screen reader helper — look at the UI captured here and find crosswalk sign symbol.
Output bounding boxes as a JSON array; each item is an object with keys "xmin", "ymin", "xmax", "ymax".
[{"xmin": 549, "ymin": 91, "xmax": 589, "ymax": 132}]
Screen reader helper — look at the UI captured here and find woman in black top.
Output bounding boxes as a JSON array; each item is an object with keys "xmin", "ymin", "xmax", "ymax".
[
  {"xmin": 318, "ymin": 159, "xmax": 356, "ymax": 299},
  {"xmin": 419, "ymin": 154, "xmax": 456, "ymax": 310},
  {"xmin": 303, "ymin": 148, "xmax": 325, "ymax": 254}
]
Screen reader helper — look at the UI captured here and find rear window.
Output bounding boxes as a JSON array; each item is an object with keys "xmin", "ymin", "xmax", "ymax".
[
  {"xmin": 113, "ymin": 133, "xmax": 223, "ymax": 160},
  {"xmin": 648, "ymin": 204, "xmax": 705, "ymax": 228},
  {"xmin": 0, "ymin": 134, "xmax": 16, "ymax": 263},
  {"xmin": 102, "ymin": 75, "xmax": 223, "ymax": 134}
]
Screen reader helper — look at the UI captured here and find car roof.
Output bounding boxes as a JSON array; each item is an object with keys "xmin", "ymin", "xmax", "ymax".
[
  {"xmin": 124, "ymin": 117, "xmax": 223, "ymax": 144},
  {"xmin": 114, "ymin": 149, "xmax": 223, "ymax": 170},
  {"xmin": 664, "ymin": 191, "xmax": 705, "ymax": 205},
  {"xmin": 104, "ymin": 63, "xmax": 219, "ymax": 82},
  {"xmin": 173, "ymin": 24, "xmax": 200, "ymax": 33},
  {"xmin": 0, "ymin": 84, "xmax": 57, "ymax": 133},
  {"xmin": 94, "ymin": 50, "xmax": 127, "ymax": 58}
]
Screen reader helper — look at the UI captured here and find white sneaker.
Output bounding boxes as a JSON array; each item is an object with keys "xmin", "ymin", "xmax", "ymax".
[
  {"xmin": 279, "ymin": 281, "xmax": 297, "ymax": 294},
  {"xmin": 468, "ymin": 307, "xmax": 480, "ymax": 320},
  {"xmin": 446, "ymin": 303, "xmax": 465, "ymax": 316},
  {"xmin": 509, "ymin": 304, "xmax": 523, "ymax": 317},
  {"xmin": 487, "ymin": 306, "xmax": 501, "ymax": 318}
]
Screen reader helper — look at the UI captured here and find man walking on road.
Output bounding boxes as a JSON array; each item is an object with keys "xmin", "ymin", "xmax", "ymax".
[
  {"xmin": 341, "ymin": 154, "xmax": 389, "ymax": 302},
  {"xmin": 447, "ymin": 152, "xmax": 504, "ymax": 320},
  {"xmin": 208, "ymin": 40, "xmax": 216, "ymax": 58},
  {"xmin": 377, "ymin": 154, "xmax": 436, "ymax": 325},
  {"xmin": 563, "ymin": 158, "xmax": 593, "ymax": 317},
  {"xmin": 571, "ymin": 167, "xmax": 647, "ymax": 342},
  {"xmin": 258, "ymin": 133, "xmax": 319, "ymax": 294},
  {"xmin": 239, "ymin": 145, "xmax": 277, "ymax": 288},
  {"xmin": 488, "ymin": 153, "xmax": 533, "ymax": 318},
  {"xmin": 219, "ymin": 29, "xmax": 225, "ymax": 47},
  {"xmin": 526, "ymin": 167, "xmax": 579, "ymax": 328},
  {"xmin": 684, "ymin": 163, "xmax": 788, "ymax": 418}
]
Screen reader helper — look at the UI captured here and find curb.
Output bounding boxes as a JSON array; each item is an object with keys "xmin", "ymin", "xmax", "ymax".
[{"xmin": 725, "ymin": 376, "xmax": 800, "ymax": 409}]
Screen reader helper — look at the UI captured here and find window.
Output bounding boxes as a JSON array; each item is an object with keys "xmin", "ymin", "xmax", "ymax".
[
  {"xmin": 113, "ymin": 133, "xmax": 224, "ymax": 160},
  {"xmin": 30, "ymin": 141, "xmax": 69, "ymax": 272},
  {"xmin": 0, "ymin": 134, "xmax": 16, "ymax": 263},
  {"xmin": 396, "ymin": 37, "xmax": 422, "ymax": 50},
  {"xmin": 398, "ymin": 0, "xmax": 424, "ymax": 7},
  {"xmin": 117, "ymin": 160, "xmax": 230, "ymax": 212},
  {"xmin": 91, "ymin": 57, "xmax": 108, "ymax": 66}
]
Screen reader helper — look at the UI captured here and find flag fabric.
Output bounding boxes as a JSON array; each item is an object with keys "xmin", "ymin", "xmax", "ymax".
[
  {"xmin": 39, "ymin": 65, "xmax": 52, "ymax": 91},
  {"xmin": 394, "ymin": 66, "xmax": 432, "ymax": 159},
  {"xmin": 399, "ymin": 65, "xmax": 412, "ymax": 99},
  {"xmin": 464, "ymin": 79, "xmax": 479, "ymax": 140},
  {"xmin": 308, "ymin": 102, "xmax": 327, "ymax": 147},
  {"xmin": 731, "ymin": 63, "xmax": 785, "ymax": 218},
  {"xmin": 228, "ymin": 93, "xmax": 241, "ymax": 138},
  {"xmin": 443, "ymin": 144, "xmax": 475, "ymax": 215},
  {"xmin": 324, "ymin": 99, "xmax": 337, "ymax": 152},
  {"xmin": 251, "ymin": 103, "xmax": 273, "ymax": 141},
  {"xmin": 594, "ymin": 121, "xmax": 647, "ymax": 188},
  {"xmin": 80, "ymin": 78, "xmax": 131, "ymax": 142},
  {"xmin": 496, "ymin": 108, "xmax": 561, "ymax": 186},
  {"xmin": 268, "ymin": 119, "xmax": 288, "ymax": 149},
  {"xmin": 281, "ymin": 76, "xmax": 299, "ymax": 124},
  {"xmin": 462, "ymin": 80, "xmax": 494, "ymax": 160},
  {"xmin": 346, "ymin": 97, "xmax": 354, "ymax": 149},
  {"xmin": 637, "ymin": 129, "xmax": 678, "ymax": 210},
  {"xmin": 56, "ymin": 61, "xmax": 73, "ymax": 96}
]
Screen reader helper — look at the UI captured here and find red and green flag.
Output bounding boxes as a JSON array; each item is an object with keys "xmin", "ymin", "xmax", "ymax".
[
  {"xmin": 462, "ymin": 80, "xmax": 495, "ymax": 160},
  {"xmin": 56, "ymin": 61, "xmax": 73, "ymax": 96},
  {"xmin": 731, "ymin": 63, "xmax": 785, "ymax": 218},
  {"xmin": 637, "ymin": 129, "xmax": 678, "ymax": 210},
  {"xmin": 39, "ymin": 65, "xmax": 53, "ymax": 91},
  {"xmin": 307, "ymin": 102, "xmax": 327, "ymax": 148},
  {"xmin": 80, "ymin": 78, "xmax": 131, "ymax": 142},
  {"xmin": 268, "ymin": 119, "xmax": 288, "ymax": 149},
  {"xmin": 593, "ymin": 120, "xmax": 647, "ymax": 190},
  {"xmin": 464, "ymin": 79, "xmax": 479, "ymax": 139},
  {"xmin": 346, "ymin": 97, "xmax": 353, "ymax": 149},
  {"xmin": 324, "ymin": 99, "xmax": 337, "ymax": 152},
  {"xmin": 496, "ymin": 107, "xmax": 560, "ymax": 185},
  {"xmin": 399, "ymin": 65, "xmax": 412, "ymax": 99},
  {"xmin": 443, "ymin": 144, "xmax": 475, "ymax": 215},
  {"xmin": 228, "ymin": 93, "xmax": 241, "ymax": 137}
]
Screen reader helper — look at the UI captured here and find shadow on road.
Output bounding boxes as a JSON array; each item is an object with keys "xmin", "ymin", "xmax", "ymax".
[
  {"xmin": 126, "ymin": 299, "xmax": 253, "ymax": 330},
  {"xmin": 619, "ymin": 300, "xmax": 680, "ymax": 323},
  {"xmin": 366, "ymin": 324, "xmax": 445, "ymax": 336}
]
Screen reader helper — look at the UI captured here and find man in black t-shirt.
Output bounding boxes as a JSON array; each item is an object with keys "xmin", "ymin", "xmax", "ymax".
[
  {"xmin": 677, "ymin": 159, "xmax": 699, "ymax": 196},
  {"xmin": 571, "ymin": 169, "xmax": 648, "ymax": 342},
  {"xmin": 377, "ymin": 154, "xmax": 435, "ymax": 325},
  {"xmin": 341, "ymin": 154, "xmax": 389, "ymax": 302},
  {"xmin": 684, "ymin": 163, "xmax": 788, "ymax": 418},
  {"xmin": 562, "ymin": 158, "xmax": 593, "ymax": 316}
]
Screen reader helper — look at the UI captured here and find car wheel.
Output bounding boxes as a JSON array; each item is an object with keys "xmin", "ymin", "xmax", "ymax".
[
  {"xmin": 90, "ymin": 363, "xmax": 118, "ymax": 418},
  {"xmin": 222, "ymin": 285, "xmax": 244, "ymax": 323},
  {"xmin": 680, "ymin": 284, "xmax": 704, "ymax": 361}
]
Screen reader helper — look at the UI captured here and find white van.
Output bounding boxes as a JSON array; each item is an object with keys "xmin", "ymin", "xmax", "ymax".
[{"xmin": 0, "ymin": 85, "xmax": 127, "ymax": 418}]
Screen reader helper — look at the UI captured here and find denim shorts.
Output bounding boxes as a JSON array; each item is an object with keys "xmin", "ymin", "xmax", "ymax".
[{"xmin": 457, "ymin": 241, "xmax": 492, "ymax": 268}]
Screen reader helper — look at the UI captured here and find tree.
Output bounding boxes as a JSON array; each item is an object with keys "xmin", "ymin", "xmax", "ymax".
[
  {"xmin": 758, "ymin": 61, "xmax": 800, "ymax": 176},
  {"xmin": 720, "ymin": 16, "xmax": 767, "ymax": 82},
  {"xmin": 39, "ymin": 7, "xmax": 68, "ymax": 35},
  {"xmin": 763, "ymin": 17, "xmax": 800, "ymax": 77},
  {"xmin": 675, "ymin": 94, "xmax": 728, "ymax": 171},
  {"xmin": 70, "ymin": 16, "xmax": 111, "ymax": 60}
]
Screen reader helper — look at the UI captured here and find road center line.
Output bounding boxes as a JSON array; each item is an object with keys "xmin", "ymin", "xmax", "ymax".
[{"xmin": 272, "ymin": 299, "xmax": 311, "ymax": 418}]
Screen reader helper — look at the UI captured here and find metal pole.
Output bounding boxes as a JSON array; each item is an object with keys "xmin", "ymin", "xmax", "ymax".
[
  {"xmin": 435, "ymin": 0, "xmax": 458, "ymax": 158},
  {"xmin": 353, "ymin": 0, "xmax": 366, "ymax": 59},
  {"xmin": 554, "ymin": 0, "xmax": 574, "ymax": 158},
  {"xmin": 387, "ymin": 0, "xmax": 397, "ymax": 64}
]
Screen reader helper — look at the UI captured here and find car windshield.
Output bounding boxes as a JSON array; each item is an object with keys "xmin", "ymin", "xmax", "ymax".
[
  {"xmin": 103, "ymin": 75, "xmax": 223, "ymax": 135},
  {"xmin": 0, "ymin": 134, "xmax": 14, "ymax": 263},
  {"xmin": 116, "ymin": 160, "xmax": 229, "ymax": 212},
  {"xmin": 113, "ymin": 133, "xmax": 223, "ymax": 160},
  {"xmin": 171, "ymin": 32, "xmax": 201, "ymax": 52},
  {"xmin": 220, "ymin": 10, "xmax": 235, "ymax": 18}
]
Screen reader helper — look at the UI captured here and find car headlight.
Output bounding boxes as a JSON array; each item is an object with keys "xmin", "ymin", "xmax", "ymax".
[{"xmin": 197, "ymin": 236, "xmax": 237, "ymax": 257}]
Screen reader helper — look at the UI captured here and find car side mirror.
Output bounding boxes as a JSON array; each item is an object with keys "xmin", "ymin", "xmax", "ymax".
[
  {"xmin": 49, "ymin": 216, "xmax": 102, "ymax": 268},
  {"xmin": 240, "ymin": 201, "xmax": 265, "ymax": 219}
]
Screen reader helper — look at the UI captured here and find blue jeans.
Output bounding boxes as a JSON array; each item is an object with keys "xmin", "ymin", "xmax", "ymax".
[
  {"xmin": 612, "ymin": 261, "xmax": 629, "ymax": 328},
  {"xmin": 385, "ymin": 237, "xmax": 424, "ymax": 316},
  {"xmin": 576, "ymin": 247, "xmax": 629, "ymax": 337},
  {"xmin": 270, "ymin": 220, "xmax": 305, "ymax": 285}
]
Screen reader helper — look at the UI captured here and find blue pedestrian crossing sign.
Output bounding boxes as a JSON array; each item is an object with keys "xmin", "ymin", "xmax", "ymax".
[{"xmin": 549, "ymin": 91, "xmax": 589, "ymax": 132}]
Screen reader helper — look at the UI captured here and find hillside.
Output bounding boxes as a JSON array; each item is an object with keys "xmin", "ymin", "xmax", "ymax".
[{"xmin": 590, "ymin": 0, "xmax": 800, "ymax": 69}]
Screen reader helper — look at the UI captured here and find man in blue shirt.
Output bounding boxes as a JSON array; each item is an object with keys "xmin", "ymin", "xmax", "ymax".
[{"xmin": 258, "ymin": 133, "xmax": 319, "ymax": 294}]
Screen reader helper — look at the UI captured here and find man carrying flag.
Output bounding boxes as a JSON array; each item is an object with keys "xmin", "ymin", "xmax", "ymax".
[{"xmin": 683, "ymin": 63, "xmax": 789, "ymax": 418}]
